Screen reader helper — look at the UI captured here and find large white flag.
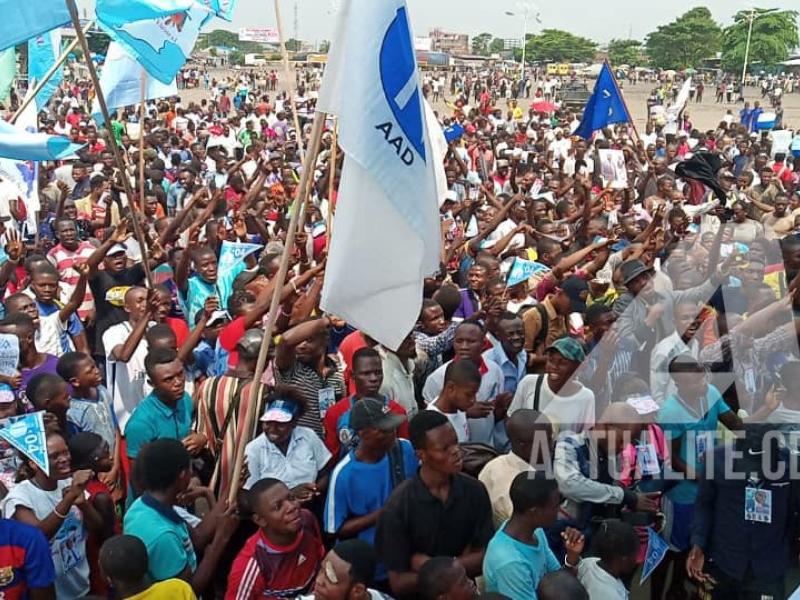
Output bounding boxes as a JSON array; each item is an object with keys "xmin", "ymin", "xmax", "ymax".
[
  {"xmin": 91, "ymin": 42, "xmax": 178, "ymax": 124},
  {"xmin": 317, "ymin": 0, "xmax": 444, "ymax": 350}
]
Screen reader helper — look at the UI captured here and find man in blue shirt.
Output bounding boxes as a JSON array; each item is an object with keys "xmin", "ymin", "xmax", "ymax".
[
  {"xmin": 324, "ymin": 398, "xmax": 417, "ymax": 584},
  {"xmin": 124, "ymin": 348, "xmax": 206, "ymax": 495},
  {"xmin": 750, "ymin": 101, "xmax": 764, "ymax": 133},
  {"xmin": 484, "ymin": 312, "xmax": 527, "ymax": 395},
  {"xmin": 739, "ymin": 102, "xmax": 753, "ymax": 129},
  {"xmin": 483, "ymin": 471, "xmax": 584, "ymax": 600}
]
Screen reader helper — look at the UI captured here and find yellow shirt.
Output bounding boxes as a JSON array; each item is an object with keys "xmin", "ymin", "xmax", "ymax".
[{"xmin": 126, "ymin": 579, "xmax": 196, "ymax": 600}]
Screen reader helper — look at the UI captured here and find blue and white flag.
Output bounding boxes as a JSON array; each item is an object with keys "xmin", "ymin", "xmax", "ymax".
[
  {"xmin": 92, "ymin": 42, "xmax": 178, "ymax": 124},
  {"xmin": 506, "ymin": 258, "xmax": 550, "ymax": 288},
  {"xmin": 0, "ymin": 0, "xmax": 70, "ymax": 52},
  {"xmin": 218, "ymin": 240, "xmax": 261, "ymax": 271},
  {"xmin": 573, "ymin": 63, "xmax": 631, "ymax": 139},
  {"xmin": 640, "ymin": 526, "xmax": 670, "ymax": 583},
  {"xmin": 28, "ymin": 30, "xmax": 63, "ymax": 112},
  {"xmin": 96, "ymin": 0, "xmax": 212, "ymax": 84},
  {"xmin": 0, "ymin": 411, "xmax": 48, "ymax": 475},
  {"xmin": 199, "ymin": 0, "xmax": 237, "ymax": 21},
  {"xmin": 317, "ymin": 0, "xmax": 445, "ymax": 350},
  {"xmin": 756, "ymin": 111, "xmax": 777, "ymax": 131},
  {"xmin": 0, "ymin": 119, "xmax": 84, "ymax": 161}
]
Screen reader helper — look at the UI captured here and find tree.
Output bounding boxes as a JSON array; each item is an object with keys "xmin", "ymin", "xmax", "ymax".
[
  {"xmin": 229, "ymin": 50, "xmax": 245, "ymax": 65},
  {"xmin": 721, "ymin": 8, "xmax": 799, "ymax": 73},
  {"xmin": 607, "ymin": 39, "xmax": 644, "ymax": 67},
  {"xmin": 517, "ymin": 29, "xmax": 596, "ymax": 63},
  {"xmin": 645, "ymin": 7, "xmax": 721, "ymax": 70},
  {"xmin": 196, "ymin": 29, "xmax": 263, "ymax": 53},
  {"xmin": 472, "ymin": 32, "xmax": 492, "ymax": 56},
  {"xmin": 87, "ymin": 31, "xmax": 111, "ymax": 57},
  {"xmin": 319, "ymin": 40, "xmax": 331, "ymax": 53},
  {"xmin": 489, "ymin": 37, "xmax": 506, "ymax": 55},
  {"xmin": 285, "ymin": 38, "xmax": 302, "ymax": 52}
]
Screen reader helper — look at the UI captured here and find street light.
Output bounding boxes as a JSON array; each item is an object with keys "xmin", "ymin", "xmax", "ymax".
[
  {"xmin": 740, "ymin": 8, "xmax": 777, "ymax": 86},
  {"xmin": 504, "ymin": 2, "xmax": 540, "ymax": 79}
]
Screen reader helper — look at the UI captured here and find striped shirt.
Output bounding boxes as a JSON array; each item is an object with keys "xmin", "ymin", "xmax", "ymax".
[
  {"xmin": 47, "ymin": 241, "xmax": 96, "ymax": 321},
  {"xmin": 225, "ymin": 510, "xmax": 324, "ymax": 600},
  {"xmin": 275, "ymin": 359, "xmax": 346, "ymax": 436}
]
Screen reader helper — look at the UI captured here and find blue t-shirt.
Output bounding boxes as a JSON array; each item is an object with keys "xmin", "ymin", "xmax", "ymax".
[
  {"xmin": 36, "ymin": 300, "xmax": 83, "ymax": 354},
  {"xmin": 0, "ymin": 518, "xmax": 55, "ymax": 597},
  {"xmin": 123, "ymin": 392, "xmax": 193, "ymax": 459},
  {"xmin": 184, "ymin": 261, "xmax": 245, "ymax": 330},
  {"xmin": 483, "ymin": 526, "xmax": 560, "ymax": 600},
  {"xmin": 323, "ymin": 440, "xmax": 418, "ymax": 579},
  {"xmin": 657, "ymin": 384, "xmax": 731, "ymax": 503}
]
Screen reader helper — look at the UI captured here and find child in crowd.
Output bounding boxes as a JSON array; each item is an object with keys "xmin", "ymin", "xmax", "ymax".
[
  {"xmin": 25, "ymin": 373, "xmax": 71, "ymax": 435},
  {"xmin": 577, "ymin": 520, "xmax": 640, "ymax": 599}
]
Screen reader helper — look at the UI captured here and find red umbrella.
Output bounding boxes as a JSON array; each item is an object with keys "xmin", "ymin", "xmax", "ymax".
[{"xmin": 531, "ymin": 100, "xmax": 558, "ymax": 113}]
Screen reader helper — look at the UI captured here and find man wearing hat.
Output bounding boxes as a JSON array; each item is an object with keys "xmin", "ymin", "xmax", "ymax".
[
  {"xmin": 613, "ymin": 258, "xmax": 721, "ymax": 382},
  {"xmin": 509, "ymin": 337, "xmax": 596, "ymax": 434},
  {"xmin": 324, "ymin": 398, "xmax": 417, "ymax": 586}
]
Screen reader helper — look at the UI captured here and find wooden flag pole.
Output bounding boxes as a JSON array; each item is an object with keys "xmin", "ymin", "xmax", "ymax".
[
  {"xmin": 274, "ymin": 0, "xmax": 308, "ymax": 159},
  {"xmin": 138, "ymin": 71, "xmax": 147, "ymax": 221},
  {"xmin": 65, "ymin": 0, "xmax": 153, "ymax": 286},
  {"xmin": 603, "ymin": 59, "xmax": 652, "ymax": 168},
  {"xmin": 325, "ymin": 119, "xmax": 337, "ymax": 253},
  {"xmin": 10, "ymin": 21, "xmax": 95, "ymax": 124},
  {"xmin": 227, "ymin": 110, "xmax": 327, "ymax": 502}
]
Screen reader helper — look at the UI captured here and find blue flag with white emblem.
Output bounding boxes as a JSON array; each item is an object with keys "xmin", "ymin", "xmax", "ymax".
[
  {"xmin": 506, "ymin": 258, "xmax": 551, "ymax": 288},
  {"xmin": 28, "ymin": 30, "xmax": 63, "ymax": 111},
  {"xmin": 640, "ymin": 526, "xmax": 670, "ymax": 583},
  {"xmin": 0, "ymin": 119, "xmax": 84, "ymax": 161},
  {"xmin": 0, "ymin": 411, "xmax": 48, "ymax": 475},
  {"xmin": 96, "ymin": 0, "xmax": 212, "ymax": 85},
  {"xmin": 0, "ymin": 0, "xmax": 70, "ymax": 52},
  {"xmin": 572, "ymin": 63, "xmax": 631, "ymax": 139},
  {"xmin": 317, "ymin": 0, "xmax": 446, "ymax": 350}
]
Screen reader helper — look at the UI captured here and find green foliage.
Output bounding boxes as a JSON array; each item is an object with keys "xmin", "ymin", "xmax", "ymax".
[
  {"xmin": 489, "ymin": 37, "xmax": 506, "ymax": 54},
  {"xmin": 285, "ymin": 39, "xmax": 302, "ymax": 52},
  {"xmin": 87, "ymin": 30, "xmax": 111, "ymax": 57},
  {"xmin": 229, "ymin": 50, "xmax": 244, "ymax": 65},
  {"xmin": 607, "ymin": 39, "xmax": 644, "ymax": 67},
  {"xmin": 197, "ymin": 29, "xmax": 263, "ymax": 53},
  {"xmin": 721, "ymin": 8, "xmax": 799, "ymax": 73},
  {"xmin": 519, "ymin": 29, "xmax": 597, "ymax": 63},
  {"xmin": 472, "ymin": 32, "xmax": 492, "ymax": 56},
  {"xmin": 319, "ymin": 40, "xmax": 331, "ymax": 53},
  {"xmin": 645, "ymin": 7, "xmax": 721, "ymax": 69}
]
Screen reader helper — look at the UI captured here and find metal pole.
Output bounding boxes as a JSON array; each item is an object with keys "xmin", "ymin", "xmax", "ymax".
[
  {"xmin": 741, "ymin": 10, "xmax": 755, "ymax": 88},
  {"xmin": 520, "ymin": 11, "xmax": 527, "ymax": 80},
  {"xmin": 10, "ymin": 21, "xmax": 95, "ymax": 124},
  {"xmin": 65, "ymin": 0, "xmax": 153, "ymax": 286}
]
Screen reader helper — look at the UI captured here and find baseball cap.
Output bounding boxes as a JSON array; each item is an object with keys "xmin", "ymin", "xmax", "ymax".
[
  {"xmin": 108, "ymin": 243, "xmax": 127, "ymax": 256},
  {"xmin": 546, "ymin": 337, "xmax": 586, "ymax": 363},
  {"xmin": 207, "ymin": 310, "xmax": 230, "ymax": 327},
  {"xmin": 237, "ymin": 329, "xmax": 264, "ymax": 359},
  {"xmin": 350, "ymin": 398, "xmax": 406, "ymax": 432},
  {"xmin": 260, "ymin": 398, "xmax": 301, "ymax": 423}
]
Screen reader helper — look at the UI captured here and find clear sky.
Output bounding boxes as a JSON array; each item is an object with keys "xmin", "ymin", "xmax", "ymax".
[{"xmin": 214, "ymin": 0, "xmax": 796, "ymax": 47}]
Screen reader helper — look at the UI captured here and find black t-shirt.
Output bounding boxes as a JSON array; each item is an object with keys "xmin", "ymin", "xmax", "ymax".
[
  {"xmin": 375, "ymin": 472, "xmax": 493, "ymax": 581},
  {"xmin": 89, "ymin": 264, "xmax": 146, "ymax": 356}
]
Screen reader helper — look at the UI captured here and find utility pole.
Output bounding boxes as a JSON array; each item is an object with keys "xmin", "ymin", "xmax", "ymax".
[
  {"xmin": 741, "ymin": 9, "xmax": 756, "ymax": 86},
  {"xmin": 294, "ymin": 0, "xmax": 299, "ymax": 47}
]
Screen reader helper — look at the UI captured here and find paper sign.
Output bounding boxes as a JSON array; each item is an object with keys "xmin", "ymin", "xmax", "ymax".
[
  {"xmin": 218, "ymin": 240, "xmax": 262, "ymax": 271},
  {"xmin": 0, "ymin": 411, "xmax": 48, "ymax": 475},
  {"xmin": 771, "ymin": 129, "xmax": 793, "ymax": 157},
  {"xmin": 598, "ymin": 149, "xmax": 628, "ymax": 190},
  {"xmin": 0, "ymin": 334, "xmax": 19, "ymax": 377},
  {"xmin": 443, "ymin": 123, "xmax": 464, "ymax": 143},
  {"xmin": 626, "ymin": 394, "xmax": 660, "ymax": 416},
  {"xmin": 640, "ymin": 527, "xmax": 669, "ymax": 583},
  {"xmin": 506, "ymin": 258, "xmax": 551, "ymax": 288}
]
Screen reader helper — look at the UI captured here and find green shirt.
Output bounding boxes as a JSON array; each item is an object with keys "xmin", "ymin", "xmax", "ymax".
[
  {"xmin": 124, "ymin": 494, "xmax": 197, "ymax": 582},
  {"xmin": 110, "ymin": 120, "xmax": 125, "ymax": 144},
  {"xmin": 123, "ymin": 391, "xmax": 193, "ymax": 459}
]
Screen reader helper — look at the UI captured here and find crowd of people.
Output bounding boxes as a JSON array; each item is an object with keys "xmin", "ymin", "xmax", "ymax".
[{"xmin": 0, "ymin": 59, "xmax": 797, "ymax": 600}]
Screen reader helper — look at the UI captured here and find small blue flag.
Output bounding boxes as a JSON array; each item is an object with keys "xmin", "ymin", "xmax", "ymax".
[
  {"xmin": 96, "ymin": 0, "xmax": 212, "ymax": 85},
  {"xmin": 218, "ymin": 240, "xmax": 262, "ymax": 271},
  {"xmin": 0, "ymin": 0, "xmax": 70, "ymax": 53},
  {"xmin": 199, "ymin": 0, "xmax": 237, "ymax": 21},
  {"xmin": 443, "ymin": 122, "xmax": 464, "ymax": 143},
  {"xmin": 0, "ymin": 412, "xmax": 48, "ymax": 475},
  {"xmin": 506, "ymin": 258, "xmax": 550, "ymax": 287},
  {"xmin": 0, "ymin": 120, "xmax": 84, "ymax": 161},
  {"xmin": 640, "ymin": 526, "xmax": 670, "ymax": 583},
  {"xmin": 572, "ymin": 63, "xmax": 631, "ymax": 139},
  {"xmin": 28, "ymin": 30, "xmax": 63, "ymax": 111}
]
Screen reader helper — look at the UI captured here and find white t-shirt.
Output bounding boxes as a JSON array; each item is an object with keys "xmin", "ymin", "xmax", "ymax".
[
  {"xmin": 427, "ymin": 403, "xmax": 470, "ymax": 443},
  {"xmin": 103, "ymin": 321, "xmax": 152, "ymax": 429},
  {"xmin": 36, "ymin": 311, "xmax": 71, "ymax": 357},
  {"xmin": 4, "ymin": 479, "xmax": 90, "ymax": 599},
  {"xmin": 578, "ymin": 557, "xmax": 628, "ymax": 600},
  {"xmin": 509, "ymin": 374, "xmax": 596, "ymax": 433}
]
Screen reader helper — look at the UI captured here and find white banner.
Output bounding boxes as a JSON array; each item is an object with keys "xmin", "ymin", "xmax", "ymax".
[{"xmin": 238, "ymin": 27, "xmax": 279, "ymax": 44}]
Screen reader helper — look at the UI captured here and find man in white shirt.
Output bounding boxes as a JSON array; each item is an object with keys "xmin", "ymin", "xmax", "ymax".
[
  {"xmin": 650, "ymin": 300, "xmax": 701, "ymax": 405},
  {"xmin": 299, "ymin": 539, "xmax": 393, "ymax": 600},
  {"xmin": 509, "ymin": 337, "xmax": 596, "ymax": 434},
  {"xmin": 422, "ymin": 321, "xmax": 507, "ymax": 448},
  {"xmin": 426, "ymin": 360, "xmax": 481, "ymax": 443}
]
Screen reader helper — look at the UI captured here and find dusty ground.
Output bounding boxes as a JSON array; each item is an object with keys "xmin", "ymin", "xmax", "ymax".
[{"xmin": 180, "ymin": 69, "xmax": 800, "ymax": 133}]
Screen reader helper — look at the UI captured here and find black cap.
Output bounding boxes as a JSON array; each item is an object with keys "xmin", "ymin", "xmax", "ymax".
[
  {"xmin": 350, "ymin": 398, "xmax": 406, "ymax": 432},
  {"xmin": 620, "ymin": 259, "xmax": 654, "ymax": 286}
]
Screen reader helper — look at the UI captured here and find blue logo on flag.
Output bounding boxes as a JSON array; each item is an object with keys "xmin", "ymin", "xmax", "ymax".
[
  {"xmin": 379, "ymin": 7, "xmax": 425, "ymax": 162},
  {"xmin": 0, "ymin": 412, "xmax": 48, "ymax": 475},
  {"xmin": 640, "ymin": 526, "xmax": 670, "ymax": 583}
]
